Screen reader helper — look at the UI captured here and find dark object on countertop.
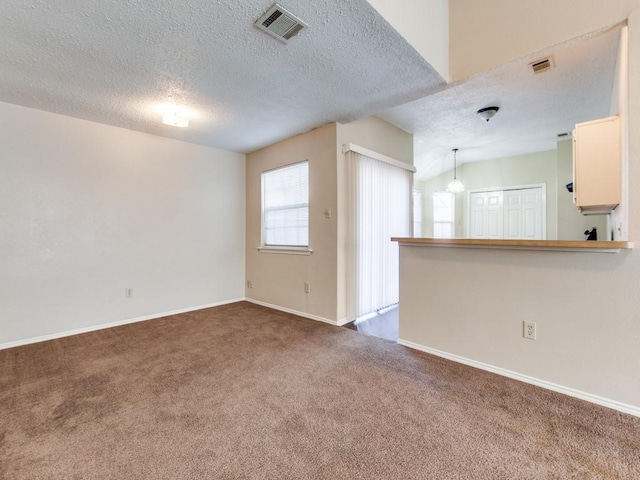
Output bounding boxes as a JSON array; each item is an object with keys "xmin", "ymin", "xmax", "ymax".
[
  {"xmin": 566, "ymin": 182, "xmax": 573, "ymax": 193},
  {"xmin": 584, "ymin": 228, "xmax": 597, "ymax": 241}
]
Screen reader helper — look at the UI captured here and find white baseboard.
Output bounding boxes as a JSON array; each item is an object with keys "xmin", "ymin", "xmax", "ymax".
[
  {"xmin": 0, "ymin": 298, "xmax": 245, "ymax": 351},
  {"xmin": 336, "ymin": 317, "xmax": 351, "ymax": 327},
  {"xmin": 244, "ymin": 298, "xmax": 339, "ymax": 326},
  {"xmin": 398, "ymin": 339, "xmax": 640, "ymax": 418}
]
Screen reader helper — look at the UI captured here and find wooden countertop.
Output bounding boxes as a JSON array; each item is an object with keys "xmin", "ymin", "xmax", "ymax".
[{"xmin": 391, "ymin": 238, "xmax": 634, "ymax": 253}]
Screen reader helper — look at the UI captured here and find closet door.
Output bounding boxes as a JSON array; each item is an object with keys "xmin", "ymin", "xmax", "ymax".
[
  {"xmin": 503, "ymin": 188, "xmax": 543, "ymax": 240},
  {"xmin": 469, "ymin": 191, "xmax": 503, "ymax": 239}
]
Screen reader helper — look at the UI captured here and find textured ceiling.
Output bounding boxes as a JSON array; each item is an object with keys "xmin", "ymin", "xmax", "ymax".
[
  {"xmin": 380, "ymin": 27, "xmax": 621, "ymax": 180},
  {"xmin": 0, "ymin": 2, "xmax": 622, "ymax": 175},
  {"xmin": 0, "ymin": 0, "xmax": 445, "ymax": 153}
]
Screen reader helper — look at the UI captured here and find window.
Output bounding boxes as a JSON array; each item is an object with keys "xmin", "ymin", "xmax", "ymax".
[
  {"xmin": 412, "ymin": 189, "xmax": 422, "ymax": 237},
  {"xmin": 433, "ymin": 191, "xmax": 455, "ymax": 238},
  {"xmin": 261, "ymin": 161, "xmax": 309, "ymax": 249}
]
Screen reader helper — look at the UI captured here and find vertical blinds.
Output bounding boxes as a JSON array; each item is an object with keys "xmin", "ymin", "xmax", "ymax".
[
  {"xmin": 347, "ymin": 151, "xmax": 412, "ymax": 319},
  {"xmin": 262, "ymin": 161, "xmax": 309, "ymax": 247}
]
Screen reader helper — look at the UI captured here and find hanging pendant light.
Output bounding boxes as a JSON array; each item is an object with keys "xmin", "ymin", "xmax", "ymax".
[{"xmin": 446, "ymin": 148, "xmax": 464, "ymax": 193}]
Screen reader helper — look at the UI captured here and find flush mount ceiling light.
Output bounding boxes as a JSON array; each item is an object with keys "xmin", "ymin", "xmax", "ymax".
[
  {"xmin": 477, "ymin": 106, "xmax": 499, "ymax": 122},
  {"xmin": 446, "ymin": 148, "xmax": 464, "ymax": 194},
  {"xmin": 162, "ymin": 113, "xmax": 189, "ymax": 128},
  {"xmin": 160, "ymin": 104, "xmax": 190, "ymax": 128}
]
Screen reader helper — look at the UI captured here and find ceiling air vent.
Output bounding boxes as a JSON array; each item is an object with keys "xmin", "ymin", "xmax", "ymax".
[
  {"xmin": 255, "ymin": 4, "xmax": 308, "ymax": 43},
  {"xmin": 529, "ymin": 56, "xmax": 555, "ymax": 74}
]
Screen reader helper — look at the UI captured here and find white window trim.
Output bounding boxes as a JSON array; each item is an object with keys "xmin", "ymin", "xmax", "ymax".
[
  {"xmin": 433, "ymin": 191, "xmax": 455, "ymax": 239},
  {"xmin": 412, "ymin": 189, "xmax": 423, "ymax": 237},
  {"xmin": 259, "ymin": 161, "xmax": 310, "ymax": 254},
  {"xmin": 257, "ymin": 246, "xmax": 313, "ymax": 255}
]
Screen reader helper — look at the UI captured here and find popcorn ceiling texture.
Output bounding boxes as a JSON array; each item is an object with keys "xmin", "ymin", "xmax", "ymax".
[
  {"xmin": 380, "ymin": 27, "xmax": 621, "ymax": 180},
  {"xmin": 0, "ymin": 0, "xmax": 445, "ymax": 153}
]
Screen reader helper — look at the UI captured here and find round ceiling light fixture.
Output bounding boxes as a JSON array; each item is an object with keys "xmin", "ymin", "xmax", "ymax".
[
  {"xmin": 159, "ymin": 103, "xmax": 190, "ymax": 128},
  {"xmin": 477, "ymin": 106, "xmax": 500, "ymax": 122}
]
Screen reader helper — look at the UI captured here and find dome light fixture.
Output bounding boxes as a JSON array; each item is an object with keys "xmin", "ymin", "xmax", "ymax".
[
  {"xmin": 446, "ymin": 148, "xmax": 464, "ymax": 194},
  {"xmin": 159, "ymin": 103, "xmax": 190, "ymax": 128},
  {"xmin": 162, "ymin": 112, "xmax": 189, "ymax": 128},
  {"xmin": 477, "ymin": 106, "xmax": 500, "ymax": 122}
]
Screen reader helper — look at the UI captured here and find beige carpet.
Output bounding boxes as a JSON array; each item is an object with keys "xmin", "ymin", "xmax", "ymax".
[{"xmin": 1, "ymin": 302, "xmax": 639, "ymax": 479}]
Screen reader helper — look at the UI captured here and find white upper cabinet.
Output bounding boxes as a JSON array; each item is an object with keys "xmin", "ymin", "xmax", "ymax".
[{"xmin": 572, "ymin": 115, "xmax": 621, "ymax": 214}]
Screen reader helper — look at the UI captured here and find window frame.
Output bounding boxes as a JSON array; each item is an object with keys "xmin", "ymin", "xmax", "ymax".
[
  {"xmin": 412, "ymin": 189, "xmax": 423, "ymax": 237},
  {"xmin": 433, "ymin": 191, "xmax": 455, "ymax": 239},
  {"xmin": 259, "ymin": 161, "xmax": 312, "ymax": 255}
]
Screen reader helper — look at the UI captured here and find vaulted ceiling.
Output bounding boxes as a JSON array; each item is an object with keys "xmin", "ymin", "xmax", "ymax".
[{"xmin": 379, "ymin": 27, "xmax": 620, "ymax": 180}]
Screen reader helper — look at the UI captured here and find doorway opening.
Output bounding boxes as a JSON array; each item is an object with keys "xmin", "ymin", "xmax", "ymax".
[
  {"xmin": 343, "ymin": 305, "xmax": 399, "ymax": 342},
  {"xmin": 343, "ymin": 146, "xmax": 413, "ymax": 342}
]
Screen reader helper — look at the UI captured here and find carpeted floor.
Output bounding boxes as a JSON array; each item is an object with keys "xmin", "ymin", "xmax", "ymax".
[{"xmin": 1, "ymin": 302, "xmax": 639, "ymax": 479}]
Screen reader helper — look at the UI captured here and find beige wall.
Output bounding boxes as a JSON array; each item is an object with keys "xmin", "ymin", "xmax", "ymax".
[
  {"xmin": 336, "ymin": 116, "xmax": 413, "ymax": 164},
  {"xmin": 398, "ymin": 245, "xmax": 640, "ymax": 410},
  {"xmin": 450, "ymin": 0, "xmax": 640, "ymax": 81},
  {"xmin": 398, "ymin": 6, "xmax": 640, "ymax": 412},
  {"xmin": 556, "ymin": 140, "xmax": 608, "ymax": 240},
  {"xmin": 367, "ymin": 0, "xmax": 449, "ymax": 81},
  {"xmin": 245, "ymin": 123, "xmax": 338, "ymax": 322},
  {"xmin": 245, "ymin": 116, "xmax": 413, "ymax": 323},
  {"xmin": 0, "ymin": 102, "xmax": 246, "ymax": 346},
  {"xmin": 419, "ymin": 150, "xmax": 559, "ymax": 239}
]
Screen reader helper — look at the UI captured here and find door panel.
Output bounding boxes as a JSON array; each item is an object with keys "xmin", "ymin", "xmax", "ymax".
[{"xmin": 469, "ymin": 191, "xmax": 503, "ymax": 239}]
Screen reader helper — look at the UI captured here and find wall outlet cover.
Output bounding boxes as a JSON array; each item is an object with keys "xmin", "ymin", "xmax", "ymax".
[{"xmin": 523, "ymin": 320, "xmax": 537, "ymax": 340}]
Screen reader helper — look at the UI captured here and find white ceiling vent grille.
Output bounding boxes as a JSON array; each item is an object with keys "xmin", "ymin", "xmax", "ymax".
[
  {"xmin": 255, "ymin": 4, "xmax": 308, "ymax": 43},
  {"xmin": 529, "ymin": 56, "xmax": 555, "ymax": 74}
]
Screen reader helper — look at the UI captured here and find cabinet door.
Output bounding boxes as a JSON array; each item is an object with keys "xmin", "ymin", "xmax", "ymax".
[{"xmin": 573, "ymin": 115, "xmax": 621, "ymax": 213}]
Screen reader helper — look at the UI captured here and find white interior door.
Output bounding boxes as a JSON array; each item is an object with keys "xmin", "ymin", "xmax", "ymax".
[
  {"xmin": 469, "ymin": 191, "xmax": 504, "ymax": 239},
  {"xmin": 503, "ymin": 188, "xmax": 543, "ymax": 240}
]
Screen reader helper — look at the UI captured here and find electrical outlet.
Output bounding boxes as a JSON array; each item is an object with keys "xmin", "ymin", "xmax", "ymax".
[
  {"xmin": 247, "ymin": 280, "xmax": 253, "ymax": 288},
  {"xmin": 523, "ymin": 321, "xmax": 536, "ymax": 340},
  {"xmin": 125, "ymin": 288, "xmax": 133, "ymax": 299},
  {"xmin": 304, "ymin": 282, "xmax": 310, "ymax": 293}
]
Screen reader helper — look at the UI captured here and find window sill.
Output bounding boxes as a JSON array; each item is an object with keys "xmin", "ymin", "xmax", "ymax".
[{"xmin": 257, "ymin": 246, "xmax": 313, "ymax": 255}]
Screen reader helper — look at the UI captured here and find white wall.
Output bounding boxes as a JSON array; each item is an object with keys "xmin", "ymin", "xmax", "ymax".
[
  {"xmin": 0, "ymin": 102, "xmax": 246, "ymax": 346},
  {"xmin": 367, "ymin": 0, "xmax": 449, "ymax": 81},
  {"xmin": 611, "ymin": 26, "xmax": 630, "ymax": 241},
  {"xmin": 397, "ymin": 5, "xmax": 640, "ymax": 412}
]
